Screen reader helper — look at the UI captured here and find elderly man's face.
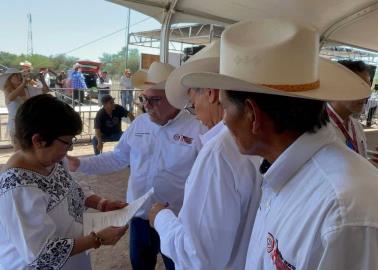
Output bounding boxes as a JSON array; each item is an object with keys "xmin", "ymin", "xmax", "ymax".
[
  {"xmin": 142, "ymin": 88, "xmax": 178, "ymax": 125},
  {"xmin": 187, "ymin": 88, "xmax": 213, "ymax": 128},
  {"xmin": 220, "ymin": 90, "xmax": 256, "ymax": 155}
]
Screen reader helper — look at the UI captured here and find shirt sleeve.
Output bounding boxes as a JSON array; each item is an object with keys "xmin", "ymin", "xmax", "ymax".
[
  {"xmin": 0, "ymin": 187, "xmax": 74, "ymax": 269},
  {"xmin": 154, "ymin": 148, "xmax": 242, "ymax": 269},
  {"xmin": 318, "ymin": 226, "xmax": 378, "ymax": 269},
  {"xmin": 117, "ymin": 105, "xmax": 129, "ymax": 118},
  {"xmin": 78, "ymin": 128, "xmax": 131, "ymax": 175},
  {"xmin": 94, "ymin": 111, "xmax": 102, "ymax": 130}
]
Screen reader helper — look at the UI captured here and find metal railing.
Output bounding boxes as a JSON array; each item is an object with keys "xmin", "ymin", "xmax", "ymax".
[{"xmin": 0, "ymin": 87, "xmax": 143, "ymax": 148}]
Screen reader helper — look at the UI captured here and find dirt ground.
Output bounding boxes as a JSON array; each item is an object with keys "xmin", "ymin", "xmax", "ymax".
[{"xmin": 0, "ymin": 142, "xmax": 165, "ymax": 270}]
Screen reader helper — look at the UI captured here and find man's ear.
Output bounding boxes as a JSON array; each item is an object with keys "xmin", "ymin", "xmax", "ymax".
[
  {"xmin": 207, "ymin": 88, "xmax": 220, "ymax": 104},
  {"xmin": 31, "ymin": 134, "xmax": 46, "ymax": 148},
  {"xmin": 245, "ymin": 99, "xmax": 262, "ymax": 134}
]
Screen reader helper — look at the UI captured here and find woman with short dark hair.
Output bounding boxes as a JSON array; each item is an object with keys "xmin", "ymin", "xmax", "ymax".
[{"xmin": 0, "ymin": 94, "xmax": 128, "ymax": 270}]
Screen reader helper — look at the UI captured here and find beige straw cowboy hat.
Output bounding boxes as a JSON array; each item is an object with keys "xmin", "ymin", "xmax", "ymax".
[
  {"xmin": 20, "ymin": 61, "xmax": 32, "ymax": 68},
  {"xmin": 182, "ymin": 19, "xmax": 371, "ymax": 101},
  {"xmin": 0, "ymin": 68, "xmax": 21, "ymax": 90},
  {"xmin": 165, "ymin": 40, "xmax": 220, "ymax": 109},
  {"xmin": 132, "ymin": 61, "xmax": 174, "ymax": 91}
]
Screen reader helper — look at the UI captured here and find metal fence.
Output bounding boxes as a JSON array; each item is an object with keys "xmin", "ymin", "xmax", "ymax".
[{"xmin": 0, "ymin": 88, "xmax": 143, "ymax": 148}]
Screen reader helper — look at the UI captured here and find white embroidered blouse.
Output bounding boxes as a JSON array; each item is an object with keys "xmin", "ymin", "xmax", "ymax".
[{"xmin": 0, "ymin": 164, "xmax": 92, "ymax": 270}]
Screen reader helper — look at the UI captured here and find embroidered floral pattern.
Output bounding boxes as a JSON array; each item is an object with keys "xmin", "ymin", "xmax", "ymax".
[
  {"xmin": 28, "ymin": 237, "xmax": 74, "ymax": 269},
  {"xmin": 0, "ymin": 164, "xmax": 85, "ymax": 223}
]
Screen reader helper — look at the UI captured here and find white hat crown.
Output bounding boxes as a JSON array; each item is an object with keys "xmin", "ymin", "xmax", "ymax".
[
  {"xmin": 222, "ymin": 19, "xmax": 319, "ymax": 87},
  {"xmin": 181, "ymin": 18, "xmax": 371, "ymax": 101},
  {"xmin": 146, "ymin": 61, "xmax": 174, "ymax": 84}
]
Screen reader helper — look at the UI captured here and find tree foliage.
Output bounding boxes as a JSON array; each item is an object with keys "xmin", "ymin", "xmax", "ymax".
[
  {"xmin": 99, "ymin": 47, "xmax": 140, "ymax": 78},
  {"xmin": 0, "ymin": 46, "xmax": 140, "ymax": 77}
]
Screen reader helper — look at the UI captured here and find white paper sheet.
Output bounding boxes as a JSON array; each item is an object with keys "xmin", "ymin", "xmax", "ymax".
[{"xmin": 83, "ymin": 188, "xmax": 154, "ymax": 235}]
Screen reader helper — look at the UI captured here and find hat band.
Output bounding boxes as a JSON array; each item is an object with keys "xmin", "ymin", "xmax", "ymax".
[
  {"xmin": 262, "ymin": 80, "xmax": 320, "ymax": 92},
  {"xmin": 145, "ymin": 81, "xmax": 157, "ymax": 85}
]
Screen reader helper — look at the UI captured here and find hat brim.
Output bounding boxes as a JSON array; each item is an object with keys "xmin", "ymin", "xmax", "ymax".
[
  {"xmin": 181, "ymin": 57, "xmax": 371, "ymax": 101},
  {"xmin": 134, "ymin": 80, "xmax": 166, "ymax": 91},
  {"xmin": 166, "ymin": 57, "xmax": 219, "ymax": 109}
]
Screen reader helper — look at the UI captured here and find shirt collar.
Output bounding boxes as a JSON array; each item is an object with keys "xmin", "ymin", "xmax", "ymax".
[
  {"xmin": 199, "ymin": 121, "xmax": 225, "ymax": 145},
  {"xmin": 156, "ymin": 109, "xmax": 186, "ymax": 128},
  {"xmin": 327, "ymin": 103, "xmax": 351, "ymax": 127},
  {"xmin": 263, "ymin": 124, "xmax": 337, "ymax": 193}
]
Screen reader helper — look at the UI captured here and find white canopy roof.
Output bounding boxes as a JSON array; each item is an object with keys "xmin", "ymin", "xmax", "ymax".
[{"xmin": 108, "ymin": 0, "xmax": 378, "ymax": 52}]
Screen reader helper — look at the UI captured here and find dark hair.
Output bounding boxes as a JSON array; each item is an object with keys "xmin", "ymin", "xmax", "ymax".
[
  {"xmin": 101, "ymin": 94, "xmax": 114, "ymax": 105},
  {"xmin": 225, "ymin": 91, "xmax": 329, "ymax": 134},
  {"xmin": 338, "ymin": 60, "xmax": 369, "ymax": 74},
  {"xmin": 15, "ymin": 94, "xmax": 83, "ymax": 150}
]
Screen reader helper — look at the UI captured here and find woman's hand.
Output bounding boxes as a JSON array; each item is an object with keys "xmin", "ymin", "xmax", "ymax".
[
  {"xmin": 103, "ymin": 200, "xmax": 128, "ymax": 212},
  {"xmin": 96, "ymin": 226, "xmax": 128, "ymax": 245}
]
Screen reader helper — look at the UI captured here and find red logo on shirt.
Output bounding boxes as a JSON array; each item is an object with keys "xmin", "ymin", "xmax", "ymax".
[
  {"xmin": 173, "ymin": 134, "xmax": 193, "ymax": 144},
  {"xmin": 267, "ymin": 233, "xmax": 296, "ymax": 270}
]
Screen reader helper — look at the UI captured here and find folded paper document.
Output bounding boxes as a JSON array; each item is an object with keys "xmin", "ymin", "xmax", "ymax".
[{"xmin": 84, "ymin": 188, "xmax": 154, "ymax": 235}]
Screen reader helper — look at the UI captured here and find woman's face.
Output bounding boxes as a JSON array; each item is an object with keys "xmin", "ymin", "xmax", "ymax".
[
  {"xmin": 34, "ymin": 135, "xmax": 76, "ymax": 167},
  {"xmin": 9, "ymin": 74, "xmax": 22, "ymax": 88}
]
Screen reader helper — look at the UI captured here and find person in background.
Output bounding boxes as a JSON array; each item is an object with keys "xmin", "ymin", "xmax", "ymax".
[
  {"xmin": 366, "ymin": 88, "xmax": 378, "ymax": 127},
  {"xmin": 0, "ymin": 68, "xmax": 49, "ymax": 148},
  {"xmin": 67, "ymin": 62, "xmax": 207, "ymax": 270},
  {"xmin": 148, "ymin": 41, "xmax": 262, "ymax": 270},
  {"xmin": 93, "ymin": 94, "xmax": 134, "ymax": 155},
  {"xmin": 327, "ymin": 60, "xmax": 377, "ymax": 163},
  {"xmin": 19, "ymin": 60, "xmax": 33, "ymax": 73},
  {"xmin": 120, "ymin": 68, "xmax": 134, "ymax": 112},
  {"xmin": 0, "ymin": 94, "xmax": 128, "ymax": 270},
  {"xmin": 97, "ymin": 71, "xmax": 112, "ymax": 105},
  {"xmin": 56, "ymin": 71, "xmax": 67, "ymax": 88},
  {"xmin": 70, "ymin": 63, "xmax": 87, "ymax": 104}
]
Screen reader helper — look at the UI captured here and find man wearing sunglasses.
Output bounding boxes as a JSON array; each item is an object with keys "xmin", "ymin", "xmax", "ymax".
[{"xmin": 67, "ymin": 62, "xmax": 207, "ymax": 270}]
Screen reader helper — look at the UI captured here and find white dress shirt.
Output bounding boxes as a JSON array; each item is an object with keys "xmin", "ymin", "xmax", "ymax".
[
  {"xmin": 246, "ymin": 125, "xmax": 378, "ymax": 270},
  {"xmin": 327, "ymin": 104, "xmax": 368, "ymax": 158},
  {"xmin": 78, "ymin": 110, "xmax": 207, "ymax": 218},
  {"xmin": 155, "ymin": 122, "xmax": 262, "ymax": 270}
]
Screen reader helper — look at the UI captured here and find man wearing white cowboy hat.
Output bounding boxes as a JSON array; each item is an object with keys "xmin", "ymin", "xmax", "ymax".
[
  {"xmin": 182, "ymin": 18, "xmax": 378, "ymax": 269},
  {"xmin": 67, "ymin": 61, "xmax": 206, "ymax": 270},
  {"xmin": 148, "ymin": 41, "xmax": 262, "ymax": 269}
]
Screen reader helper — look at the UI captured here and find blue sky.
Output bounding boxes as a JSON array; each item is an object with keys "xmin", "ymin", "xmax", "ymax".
[{"xmin": 0, "ymin": 0, "xmax": 162, "ymax": 60}]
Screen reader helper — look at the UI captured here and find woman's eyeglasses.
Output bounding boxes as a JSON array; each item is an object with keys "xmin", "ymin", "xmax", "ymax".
[{"xmin": 56, "ymin": 137, "xmax": 77, "ymax": 150}]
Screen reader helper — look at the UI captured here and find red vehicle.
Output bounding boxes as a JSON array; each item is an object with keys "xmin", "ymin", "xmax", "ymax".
[{"xmin": 77, "ymin": 60, "xmax": 102, "ymax": 99}]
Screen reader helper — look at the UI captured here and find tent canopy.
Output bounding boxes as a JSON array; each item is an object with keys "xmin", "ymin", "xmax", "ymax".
[{"xmin": 108, "ymin": 0, "xmax": 378, "ymax": 52}]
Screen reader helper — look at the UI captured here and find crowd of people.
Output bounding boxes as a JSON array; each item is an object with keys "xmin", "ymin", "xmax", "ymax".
[{"xmin": 0, "ymin": 18, "xmax": 378, "ymax": 270}]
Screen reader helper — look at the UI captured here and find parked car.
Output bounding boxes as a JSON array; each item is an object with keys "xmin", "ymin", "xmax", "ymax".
[{"xmin": 77, "ymin": 60, "xmax": 102, "ymax": 100}]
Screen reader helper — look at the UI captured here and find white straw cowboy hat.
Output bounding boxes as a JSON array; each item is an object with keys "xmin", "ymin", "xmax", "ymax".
[
  {"xmin": 19, "ymin": 61, "xmax": 32, "ymax": 68},
  {"xmin": 182, "ymin": 19, "xmax": 371, "ymax": 101},
  {"xmin": 0, "ymin": 68, "xmax": 21, "ymax": 90},
  {"xmin": 133, "ymin": 61, "xmax": 174, "ymax": 91},
  {"xmin": 73, "ymin": 63, "xmax": 82, "ymax": 69},
  {"xmin": 165, "ymin": 40, "xmax": 220, "ymax": 109}
]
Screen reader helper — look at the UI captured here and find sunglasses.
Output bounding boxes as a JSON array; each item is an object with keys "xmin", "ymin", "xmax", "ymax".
[
  {"xmin": 184, "ymin": 102, "xmax": 196, "ymax": 115},
  {"xmin": 138, "ymin": 95, "xmax": 163, "ymax": 106}
]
